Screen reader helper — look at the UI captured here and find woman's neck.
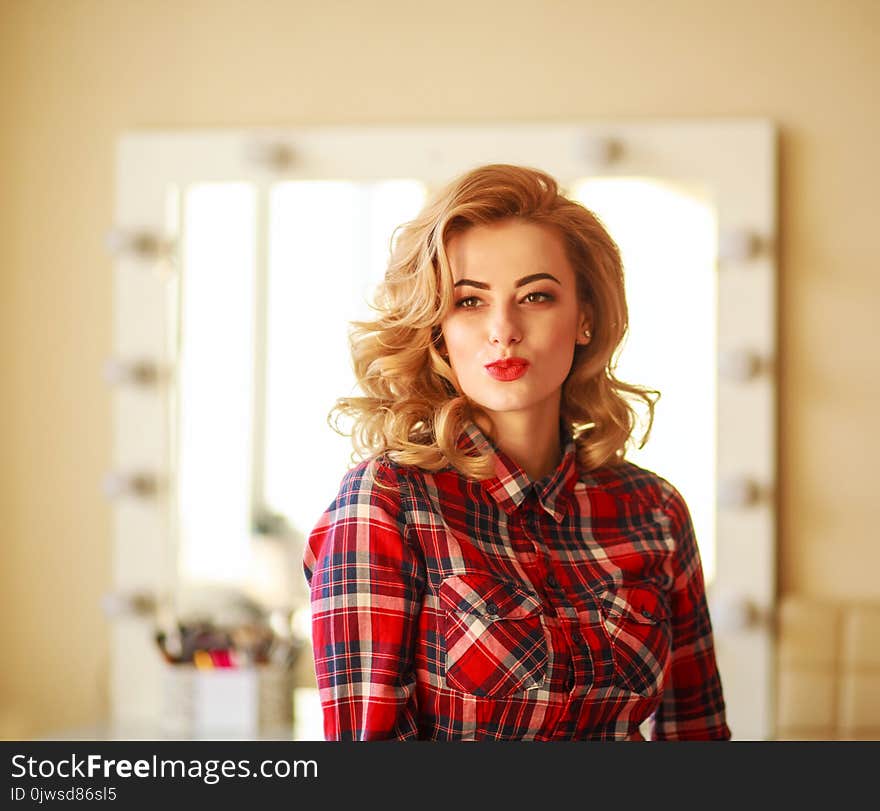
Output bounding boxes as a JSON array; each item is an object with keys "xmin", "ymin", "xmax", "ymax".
[{"xmin": 476, "ymin": 398, "xmax": 563, "ymax": 481}]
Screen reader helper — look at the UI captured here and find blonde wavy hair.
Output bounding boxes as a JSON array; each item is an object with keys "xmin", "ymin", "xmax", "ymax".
[{"xmin": 330, "ymin": 163, "xmax": 659, "ymax": 481}]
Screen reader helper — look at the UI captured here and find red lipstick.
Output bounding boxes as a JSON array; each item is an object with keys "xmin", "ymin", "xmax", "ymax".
[{"xmin": 484, "ymin": 357, "xmax": 530, "ymax": 381}]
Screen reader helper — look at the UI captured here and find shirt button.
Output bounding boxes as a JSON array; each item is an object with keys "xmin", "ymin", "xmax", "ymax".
[
  {"xmin": 485, "ymin": 601, "xmax": 499, "ymax": 617},
  {"xmin": 565, "ymin": 671, "xmax": 575, "ymax": 691},
  {"xmin": 571, "ymin": 631, "xmax": 583, "ymax": 646},
  {"xmin": 546, "ymin": 574, "xmax": 558, "ymax": 589}
]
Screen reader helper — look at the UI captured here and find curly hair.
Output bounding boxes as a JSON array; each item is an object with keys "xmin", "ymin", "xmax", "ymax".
[{"xmin": 330, "ymin": 163, "xmax": 659, "ymax": 481}]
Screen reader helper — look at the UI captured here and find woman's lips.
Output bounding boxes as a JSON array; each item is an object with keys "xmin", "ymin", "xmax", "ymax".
[{"xmin": 484, "ymin": 359, "xmax": 530, "ymax": 381}]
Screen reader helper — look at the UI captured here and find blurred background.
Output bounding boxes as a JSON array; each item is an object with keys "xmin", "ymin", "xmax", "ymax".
[{"xmin": 1, "ymin": 0, "xmax": 878, "ymax": 742}]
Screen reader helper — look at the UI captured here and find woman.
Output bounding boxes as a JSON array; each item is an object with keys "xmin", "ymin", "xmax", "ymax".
[{"xmin": 303, "ymin": 163, "xmax": 730, "ymax": 741}]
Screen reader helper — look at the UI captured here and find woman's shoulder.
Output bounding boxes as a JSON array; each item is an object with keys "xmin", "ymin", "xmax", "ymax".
[
  {"xmin": 335, "ymin": 454, "xmax": 396, "ymax": 490},
  {"xmin": 314, "ymin": 458, "xmax": 406, "ymax": 530},
  {"xmin": 578, "ymin": 457, "xmax": 684, "ymax": 512},
  {"xmin": 331, "ymin": 453, "xmax": 424, "ymax": 504}
]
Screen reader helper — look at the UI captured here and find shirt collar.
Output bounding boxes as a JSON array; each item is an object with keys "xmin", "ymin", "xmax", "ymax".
[{"xmin": 456, "ymin": 418, "xmax": 579, "ymax": 523}]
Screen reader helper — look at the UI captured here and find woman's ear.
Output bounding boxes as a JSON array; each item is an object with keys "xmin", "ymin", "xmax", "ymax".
[{"xmin": 576, "ymin": 309, "xmax": 593, "ymax": 346}]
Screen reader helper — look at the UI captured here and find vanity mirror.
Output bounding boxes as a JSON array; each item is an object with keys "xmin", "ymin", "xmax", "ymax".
[{"xmin": 105, "ymin": 120, "xmax": 777, "ymax": 739}]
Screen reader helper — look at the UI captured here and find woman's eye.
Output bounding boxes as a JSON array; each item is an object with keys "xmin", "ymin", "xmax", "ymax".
[
  {"xmin": 523, "ymin": 291, "xmax": 553, "ymax": 303},
  {"xmin": 455, "ymin": 296, "xmax": 481, "ymax": 308}
]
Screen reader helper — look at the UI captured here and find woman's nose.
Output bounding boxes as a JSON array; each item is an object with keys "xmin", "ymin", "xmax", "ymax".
[{"xmin": 488, "ymin": 306, "xmax": 522, "ymax": 346}]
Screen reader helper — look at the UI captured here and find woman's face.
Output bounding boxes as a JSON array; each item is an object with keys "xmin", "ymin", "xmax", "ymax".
[{"xmin": 439, "ymin": 218, "xmax": 590, "ymax": 422}]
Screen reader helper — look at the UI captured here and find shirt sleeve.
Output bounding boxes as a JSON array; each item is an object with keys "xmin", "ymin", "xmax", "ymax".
[
  {"xmin": 302, "ymin": 459, "xmax": 425, "ymax": 740},
  {"xmin": 651, "ymin": 482, "xmax": 731, "ymax": 740}
]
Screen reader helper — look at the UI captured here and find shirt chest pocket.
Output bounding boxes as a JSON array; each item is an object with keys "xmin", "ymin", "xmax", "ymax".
[
  {"xmin": 600, "ymin": 585, "xmax": 672, "ymax": 697},
  {"xmin": 439, "ymin": 573, "xmax": 548, "ymax": 698}
]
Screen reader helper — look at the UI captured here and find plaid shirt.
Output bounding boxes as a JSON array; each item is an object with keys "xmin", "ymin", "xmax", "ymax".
[{"xmin": 304, "ymin": 420, "xmax": 730, "ymax": 741}]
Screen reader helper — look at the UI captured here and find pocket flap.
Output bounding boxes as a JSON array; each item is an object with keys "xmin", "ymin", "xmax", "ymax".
[
  {"xmin": 601, "ymin": 585, "xmax": 669, "ymax": 625},
  {"xmin": 440, "ymin": 573, "xmax": 542, "ymax": 620}
]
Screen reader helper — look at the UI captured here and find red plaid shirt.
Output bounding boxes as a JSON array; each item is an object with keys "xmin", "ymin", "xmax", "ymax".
[{"xmin": 304, "ymin": 420, "xmax": 730, "ymax": 740}]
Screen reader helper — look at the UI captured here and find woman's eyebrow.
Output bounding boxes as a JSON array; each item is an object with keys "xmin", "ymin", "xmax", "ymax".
[{"xmin": 453, "ymin": 272, "xmax": 561, "ymax": 290}]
